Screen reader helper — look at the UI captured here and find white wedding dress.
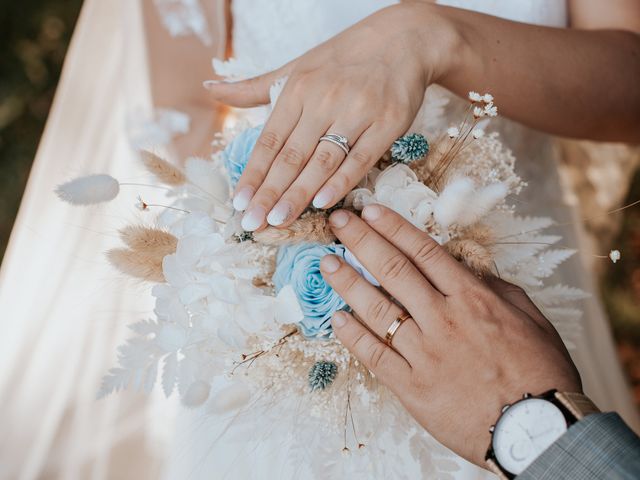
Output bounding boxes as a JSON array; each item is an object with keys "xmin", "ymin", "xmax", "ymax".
[{"xmin": 0, "ymin": 1, "xmax": 637, "ymax": 479}]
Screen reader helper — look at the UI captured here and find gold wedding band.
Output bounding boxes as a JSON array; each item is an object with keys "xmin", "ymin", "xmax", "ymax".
[{"xmin": 385, "ymin": 311, "xmax": 412, "ymax": 346}]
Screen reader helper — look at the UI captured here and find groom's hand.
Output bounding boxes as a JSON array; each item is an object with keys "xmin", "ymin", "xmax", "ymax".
[{"xmin": 320, "ymin": 205, "xmax": 581, "ymax": 468}]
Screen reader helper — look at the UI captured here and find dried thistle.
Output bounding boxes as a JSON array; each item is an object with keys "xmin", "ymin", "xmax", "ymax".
[
  {"xmin": 253, "ymin": 212, "xmax": 336, "ymax": 246},
  {"xmin": 140, "ymin": 151, "xmax": 186, "ymax": 185}
]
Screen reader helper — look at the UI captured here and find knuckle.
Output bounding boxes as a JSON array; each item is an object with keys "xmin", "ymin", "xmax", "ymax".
[
  {"xmin": 278, "ymin": 145, "xmax": 306, "ymax": 168},
  {"xmin": 314, "ymin": 149, "xmax": 340, "ymax": 172},
  {"xmin": 255, "ymin": 186, "xmax": 281, "ymax": 205},
  {"xmin": 350, "ymin": 228, "xmax": 370, "ymax": 250},
  {"xmin": 366, "ymin": 298, "xmax": 393, "ymax": 326},
  {"xmin": 413, "ymin": 240, "xmax": 442, "ymax": 266},
  {"xmin": 465, "ymin": 289, "xmax": 493, "ymax": 318},
  {"xmin": 328, "ymin": 172, "xmax": 350, "ymax": 193},
  {"xmin": 341, "ymin": 272, "xmax": 361, "ymax": 296},
  {"xmin": 386, "ymin": 219, "xmax": 407, "ymax": 243},
  {"xmin": 367, "ymin": 343, "xmax": 389, "ymax": 370},
  {"xmin": 349, "ymin": 149, "xmax": 373, "ymax": 168},
  {"xmin": 258, "ymin": 131, "xmax": 282, "ymax": 152},
  {"xmin": 379, "ymin": 254, "xmax": 412, "ymax": 281}
]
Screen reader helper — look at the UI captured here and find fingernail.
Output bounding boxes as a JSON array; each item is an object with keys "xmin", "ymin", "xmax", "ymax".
[
  {"xmin": 233, "ymin": 187, "xmax": 254, "ymax": 211},
  {"xmin": 266, "ymin": 201, "xmax": 292, "ymax": 226},
  {"xmin": 312, "ymin": 186, "xmax": 336, "ymax": 209},
  {"xmin": 329, "ymin": 210, "xmax": 349, "ymax": 229},
  {"xmin": 203, "ymin": 79, "xmax": 233, "ymax": 89},
  {"xmin": 321, "ymin": 255, "xmax": 341, "ymax": 273},
  {"xmin": 332, "ymin": 311, "xmax": 348, "ymax": 328},
  {"xmin": 241, "ymin": 206, "xmax": 266, "ymax": 231},
  {"xmin": 362, "ymin": 204, "xmax": 382, "ymax": 222}
]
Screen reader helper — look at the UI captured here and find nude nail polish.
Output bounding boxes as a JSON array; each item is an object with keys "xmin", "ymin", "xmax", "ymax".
[
  {"xmin": 312, "ymin": 186, "xmax": 335, "ymax": 209},
  {"xmin": 241, "ymin": 206, "xmax": 266, "ymax": 231},
  {"xmin": 267, "ymin": 201, "xmax": 292, "ymax": 226},
  {"xmin": 233, "ymin": 187, "xmax": 254, "ymax": 211}
]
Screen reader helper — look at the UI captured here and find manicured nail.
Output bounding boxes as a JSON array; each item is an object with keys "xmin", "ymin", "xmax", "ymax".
[
  {"xmin": 329, "ymin": 210, "xmax": 349, "ymax": 229},
  {"xmin": 321, "ymin": 255, "xmax": 341, "ymax": 274},
  {"xmin": 313, "ymin": 186, "xmax": 336, "ymax": 209},
  {"xmin": 362, "ymin": 204, "xmax": 382, "ymax": 222},
  {"xmin": 241, "ymin": 206, "xmax": 266, "ymax": 231},
  {"xmin": 332, "ymin": 311, "xmax": 348, "ymax": 328},
  {"xmin": 267, "ymin": 201, "xmax": 292, "ymax": 226},
  {"xmin": 233, "ymin": 187, "xmax": 254, "ymax": 211}
]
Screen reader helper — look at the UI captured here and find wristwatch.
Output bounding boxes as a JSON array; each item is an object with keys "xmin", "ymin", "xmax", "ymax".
[{"xmin": 485, "ymin": 389, "xmax": 599, "ymax": 478}]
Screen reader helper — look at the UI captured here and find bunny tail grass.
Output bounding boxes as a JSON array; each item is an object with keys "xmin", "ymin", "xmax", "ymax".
[
  {"xmin": 140, "ymin": 151, "xmax": 186, "ymax": 185},
  {"xmin": 445, "ymin": 238, "xmax": 494, "ymax": 275},
  {"xmin": 55, "ymin": 174, "xmax": 120, "ymax": 205},
  {"xmin": 253, "ymin": 212, "xmax": 336, "ymax": 246},
  {"xmin": 119, "ymin": 225, "xmax": 178, "ymax": 251},
  {"xmin": 107, "ymin": 248, "xmax": 168, "ymax": 282}
]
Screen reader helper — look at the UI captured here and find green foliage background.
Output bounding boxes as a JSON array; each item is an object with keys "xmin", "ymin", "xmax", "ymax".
[{"xmin": 0, "ymin": 0, "xmax": 83, "ymax": 259}]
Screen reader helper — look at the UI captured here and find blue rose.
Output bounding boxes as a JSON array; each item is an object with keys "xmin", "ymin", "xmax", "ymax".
[
  {"xmin": 273, "ymin": 243, "xmax": 348, "ymax": 338},
  {"xmin": 222, "ymin": 125, "xmax": 263, "ymax": 187}
]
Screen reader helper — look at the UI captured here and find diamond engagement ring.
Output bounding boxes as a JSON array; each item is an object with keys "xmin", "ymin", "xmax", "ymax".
[{"xmin": 319, "ymin": 133, "xmax": 350, "ymax": 155}]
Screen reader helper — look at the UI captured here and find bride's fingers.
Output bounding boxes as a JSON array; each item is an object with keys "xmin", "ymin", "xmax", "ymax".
[
  {"xmin": 241, "ymin": 115, "xmax": 328, "ymax": 231},
  {"xmin": 232, "ymin": 97, "xmax": 301, "ymax": 213},
  {"xmin": 331, "ymin": 311, "xmax": 411, "ymax": 389},
  {"xmin": 312, "ymin": 123, "xmax": 395, "ymax": 209},
  {"xmin": 361, "ymin": 205, "xmax": 478, "ymax": 296},
  {"xmin": 328, "ymin": 210, "xmax": 442, "ymax": 318},
  {"xmin": 204, "ymin": 63, "xmax": 293, "ymax": 108},
  {"xmin": 268, "ymin": 122, "xmax": 370, "ymax": 227},
  {"xmin": 320, "ymin": 254, "xmax": 424, "ymax": 362}
]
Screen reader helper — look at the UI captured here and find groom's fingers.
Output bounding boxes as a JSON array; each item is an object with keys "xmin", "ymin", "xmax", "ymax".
[
  {"xmin": 328, "ymin": 210, "xmax": 442, "ymax": 316},
  {"xmin": 331, "ymin": 311, "xmax": 411, "ymax": 389},
  {"xmin": 320, "ymin": 255, "xmax": 424, "ymax": 361},
  {"xmin": 360, "ymin": 205, "xmax": 478, "ymax": 295}
]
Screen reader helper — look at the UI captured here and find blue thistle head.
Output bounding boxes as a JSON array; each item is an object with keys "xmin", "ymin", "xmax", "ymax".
[
  {"xmin": 308, "ymin": 361, "xmax": 338, "ymax": 391},
  {"xmin": 391, "ymin": 133, "xmax": 429, "ymax": 163}
]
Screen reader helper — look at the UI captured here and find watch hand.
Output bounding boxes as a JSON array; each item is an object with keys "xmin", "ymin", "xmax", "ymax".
[{"xmin": 517, "ymin": 422, "xmax": 534, "ymax": 441}]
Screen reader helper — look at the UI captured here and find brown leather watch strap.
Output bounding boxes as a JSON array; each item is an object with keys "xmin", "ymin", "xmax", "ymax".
[{"xmin": 555, "ymin": 391, "xmax": 600, "ymax": 420}]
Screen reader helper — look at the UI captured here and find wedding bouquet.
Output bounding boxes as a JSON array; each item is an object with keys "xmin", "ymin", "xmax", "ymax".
[{"xmin": 56, "ymin": 91, "xmax": 592, "ymax": 476}]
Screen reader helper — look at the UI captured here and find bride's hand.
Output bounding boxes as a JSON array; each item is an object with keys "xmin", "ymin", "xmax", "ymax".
[
  {"xmin": 319, "ymin": 205, "xmax": 581, "ymax": 467},
  {"xmin": 206, "ymin": 3, "xmax": 458, "ymax": 231}
]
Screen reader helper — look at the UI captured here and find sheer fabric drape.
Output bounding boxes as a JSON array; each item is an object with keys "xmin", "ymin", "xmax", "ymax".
[{"xmin": 0, "ymin": 1, "xmax": 226, "ymax": 478}]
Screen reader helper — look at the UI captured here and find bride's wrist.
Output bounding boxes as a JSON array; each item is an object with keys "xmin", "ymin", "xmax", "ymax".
[{"xmin": 391, "ymin": 2, "xmax": 473, "ymax": 85}]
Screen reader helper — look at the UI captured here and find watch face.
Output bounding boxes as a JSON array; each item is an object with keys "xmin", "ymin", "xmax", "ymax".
[{"xmin": 492, "ymin": 398, "xmax": 568, "ymax": 475}]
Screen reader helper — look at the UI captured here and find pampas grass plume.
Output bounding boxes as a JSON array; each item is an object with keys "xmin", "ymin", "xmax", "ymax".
[
  {"xmin": 140, "ymin": 151, "xmax": 186, "ymax": 185},
  {"xmin": 55, "ymin": 174, "xmax": 120, "ymax": 205}
]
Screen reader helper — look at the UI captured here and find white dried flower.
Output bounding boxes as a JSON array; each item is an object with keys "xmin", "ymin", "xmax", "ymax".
[
  {"xmin": 473, "ymin": 106, "xmax": 484, "ymax": 118},
  {"xmin": 468, "ymin": 91, "xmax": 483, "ymax": 102},
  {"xmin": 472, "ymin": 128, "xmax": 485, "ymax": 139},
  {"xmin": 135, "ymin": 195, "xmax": 148, "ymax": 211},
  {"xmin": 182, "ymin": 380, "xmax": 211, "ymax": 408},
  {"xmin": 55, "ymin": 174, "xmax": 120, "ymax": 205},
  {"xmin": 609, "ymin": 249, "xmax": 621, "ymax": 263},
  {"xmin": 482, "ymin": 93, "xmax": 494, "ymax": 103},
  {"xmin": 484, "ymin": 103, "xmax": 498, "ymax": 117},
  {"xmin": 447, "ymin": 127, "xmax": 460, "ymax": 138}
]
